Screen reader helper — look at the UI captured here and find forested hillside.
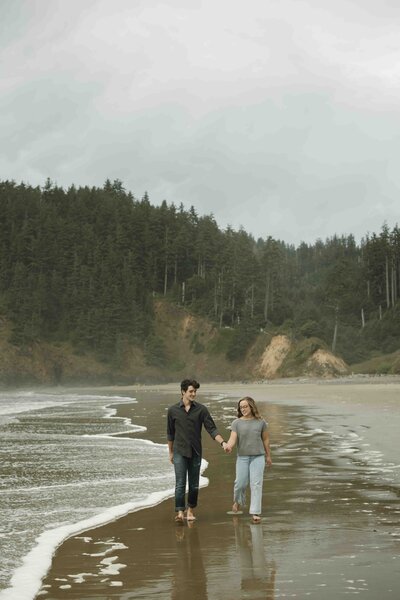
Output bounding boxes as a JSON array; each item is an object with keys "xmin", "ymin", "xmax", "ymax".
[{"xmin": 1, "ymin": 178, "xmax": 399, "ymax": 375}]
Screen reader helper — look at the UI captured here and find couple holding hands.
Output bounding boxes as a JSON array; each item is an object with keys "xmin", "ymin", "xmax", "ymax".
[{"xmin": 167, "ymin": 379, "xmax": 272, "ymax": 524}]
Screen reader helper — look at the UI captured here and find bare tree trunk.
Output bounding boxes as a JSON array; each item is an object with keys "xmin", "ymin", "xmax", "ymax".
[
  {"xmin": 251, "ymin": 283, "xmax": 254, "ymax": 319},
  {"xmin": 218, "ymin": 272, "xmax": 224, "ymax": 327},
  {"xmin": 392, "ymin": 261, "xmax": 397, "ymax": 305},
  {"xmin": 163, "ymin": 227, "xmax": 168, "ymax": 296},
  {"xmin": 163, "ymin": 260, "xmax": 168, "ymax": 296},
  {"xmin": 386, "ymin": 255, "xmax": 390, "ymax": 308},
  {"xmin": 361, "ymin": 308, "xmax": 365, "ymax": 328},
  {"xmin": 331, "ymin": 306, "xmax": 338, "ymax": 353},
  {"xmin": 398, "ymin": 261, "xmax": 400, "ymax": 301},
  {"xmin": 391, "ymin": 264, "xmax": 395, "ymax": 307},
  {"xmin": 264, "ymin": 273, "xmax": 270, "ymax": 322},
  {"xmin": 367, "ymin": 280, "xmax": 370, "ymax": 298},
  {"xmin": 197, "ymin": 257, "xmax": 205, "ymax": 278},
  {"xmin": 181, "ymin": 281, "xmax": 185, "ymax": 305},
  {"xmin": 270, "ymin": 279, "xmax": 274, "ymax": 312},
  {"xmin": 379, "ymin": 304, "xmax": 382, "ymax": 320}
]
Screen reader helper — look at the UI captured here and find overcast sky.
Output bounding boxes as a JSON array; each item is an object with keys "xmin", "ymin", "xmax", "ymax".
[{"xmin": 1, "ymin": 0, "xmax": 400, "ymax": 246}]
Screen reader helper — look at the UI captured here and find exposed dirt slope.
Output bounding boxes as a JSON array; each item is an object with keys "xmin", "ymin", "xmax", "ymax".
[
  {"xmin": 256, "ymin": 334, "xmax": 292, "ymax": 378},
  {"xmin": 252, "ymin": 334, "xmax": 348, "ymax": 379},
  {"xmin": 305, "ymin": 348, "xmax": 348, "ymax": 377},
  {"xmin": 0, "ymin": 301, "xmax": 349, "ymax": 386}
]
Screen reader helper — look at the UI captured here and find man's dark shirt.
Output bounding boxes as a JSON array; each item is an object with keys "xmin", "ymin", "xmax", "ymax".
[{"xmin": 167, "ymin": 400, "xmax": 219, "ymax": 458}]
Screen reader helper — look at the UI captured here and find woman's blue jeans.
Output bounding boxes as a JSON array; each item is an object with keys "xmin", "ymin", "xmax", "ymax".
[
  {"xmin": 173, "ymin": 451, "xmax": 202, "ymax": 512},
  {"xmin": 234, "ymin": 454, "xmax": 265, "ymax": 515}
]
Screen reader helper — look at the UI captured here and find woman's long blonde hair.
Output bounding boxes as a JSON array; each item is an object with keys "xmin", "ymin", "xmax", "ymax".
[{"xmin": 237, "ymin": 396, "xmax": 262, "ymax": 419}]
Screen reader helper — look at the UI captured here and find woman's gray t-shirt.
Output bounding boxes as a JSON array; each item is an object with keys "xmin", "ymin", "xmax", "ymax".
[{"xmin": 230, "ymin": 418, "xmax": 267, "ymax": 456}]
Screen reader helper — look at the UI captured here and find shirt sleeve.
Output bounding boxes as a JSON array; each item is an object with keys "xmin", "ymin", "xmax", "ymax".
[
  {"xmin": 231, "ymin": 419, "xmax": 239, "ymax": 432},
  {"xmin": 167, "ymin": 407, "xmax": 175, "ymax": 441},
  {"xmin": 202, "ymin": 406, "xmax": 219, "ymax": 439},
  {"xmin": 262, "ymin": 420, "xmax": 267, "ymax": 432}
]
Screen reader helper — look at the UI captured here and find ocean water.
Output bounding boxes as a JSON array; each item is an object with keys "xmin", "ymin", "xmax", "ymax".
[
  {"xmin": 1, "ymin": 384, "xmax": 399, "ymax": 600},
  {"xmin": 0, "ymin": 390, "xmax": 178, "ymax": 600}
]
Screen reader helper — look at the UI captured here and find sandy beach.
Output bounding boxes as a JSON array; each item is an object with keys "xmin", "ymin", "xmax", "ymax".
[{"xmin": 30, "ymin": 380, "xmax": 400, "ymax": 599}]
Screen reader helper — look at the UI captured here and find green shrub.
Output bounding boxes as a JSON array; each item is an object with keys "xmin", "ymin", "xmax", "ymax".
[
  {"xmin": 226, "ymin": 322, "xmax": 258, "ymax": 362},
  {"xmin": 144, "ymin": 335, "xmax": 166, "ymax": 367},
  {"xmin": 190, "ymin": 332, "xmax": 205, "ymax": 354}
]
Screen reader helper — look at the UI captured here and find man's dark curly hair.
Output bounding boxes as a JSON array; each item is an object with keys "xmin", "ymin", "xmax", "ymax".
[{"xmin": 180, "ymin": 379, "xmax": 200, "ymax": 392}]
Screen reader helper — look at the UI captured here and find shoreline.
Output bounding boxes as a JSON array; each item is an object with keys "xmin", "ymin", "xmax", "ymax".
[
  {"xmin": 0, "ymin": 392, "xmax": 173, "ymax": 600},
  {"xmin": 0, "ymin": 389, "xmax": 207, "ymax": 600},
  {"xmin": 0, "ymin": 490, "xmax": 175, "ymax": 600},
  {"xmin": 2, "ymin": 380, "xmax": 399, "ymax": 599},
  {"xmin": 2, "ymin": 371, "xmax": 400, "ymax": 395}
]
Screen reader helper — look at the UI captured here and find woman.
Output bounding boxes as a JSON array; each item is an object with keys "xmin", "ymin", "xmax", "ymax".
[{"xmin": 226, "ymin": 397, "xmax": 272, "ymax": 523}]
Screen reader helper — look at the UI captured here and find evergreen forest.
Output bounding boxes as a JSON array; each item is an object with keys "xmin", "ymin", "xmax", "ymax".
[{"xmin": 1, "ymin": 178, "xmax": 400, "ymax": 369}]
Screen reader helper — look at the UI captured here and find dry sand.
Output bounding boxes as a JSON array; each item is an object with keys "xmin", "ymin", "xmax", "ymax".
[{"xmin": 35, "ymin": 379, "xmax": 400, "ymax": 599}]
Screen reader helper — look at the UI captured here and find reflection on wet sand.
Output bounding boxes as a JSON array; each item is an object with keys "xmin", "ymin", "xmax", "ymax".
[
  {"xmin": 233, "ymin": 516, "xmax": 276, "ymax": 599},
  {"xmin": 171, "ymin": 522, "xmax": 207, "ymax": 600},
  {"xmin": 35, "ymin": 385, "xmax": 400, "ymax": 600}
]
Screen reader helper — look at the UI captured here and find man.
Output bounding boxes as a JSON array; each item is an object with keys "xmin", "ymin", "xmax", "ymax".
[{"xmin": 167, "ymin": 378, "xmax": 229, "ymax": 522}]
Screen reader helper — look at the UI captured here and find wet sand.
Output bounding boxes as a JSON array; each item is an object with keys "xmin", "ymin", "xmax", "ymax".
[{"xmin": 36, "ymin": 381, "xmax": 400, "ymax": 599}]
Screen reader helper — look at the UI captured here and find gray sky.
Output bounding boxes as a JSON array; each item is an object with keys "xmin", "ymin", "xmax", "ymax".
[{"xmin": 1, "ymin": 0, "xmax": 400, "ymax": 246}]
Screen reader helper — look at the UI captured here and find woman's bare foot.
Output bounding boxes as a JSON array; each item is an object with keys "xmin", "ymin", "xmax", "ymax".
[
  {"xmin": 251, "ymin": 514, "xmax": 261, "ymax": 523},
  {"xmin": 232, "ymin": 502, "xmax": 241, "ymax": 514}
]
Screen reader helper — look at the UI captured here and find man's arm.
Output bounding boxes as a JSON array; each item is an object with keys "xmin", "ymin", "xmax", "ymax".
[
  {"xmin": 167, "ymin": 408, "xmax": 175, "ymax": 464},
  {"xmin": 203, "ymin": 407, "xmax": 230, "ymax": 451},
  {"xmin": 214, "ymin": 432, "xmax": 230, "ymax": 452},
  {"xmin": 167, "ymin": 440, "xmax": 174, "ymax": 464}
]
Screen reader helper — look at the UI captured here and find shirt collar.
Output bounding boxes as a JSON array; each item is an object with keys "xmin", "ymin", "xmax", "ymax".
[{"xmin": 179, "ymin": 399, "xmax": 197, "ymax": 408}]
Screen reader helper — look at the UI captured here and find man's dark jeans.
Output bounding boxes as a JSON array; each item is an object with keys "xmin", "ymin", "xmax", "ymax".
[{"xmin": 173, "ymin": 451, "xmax": 202, "ymax": 511}]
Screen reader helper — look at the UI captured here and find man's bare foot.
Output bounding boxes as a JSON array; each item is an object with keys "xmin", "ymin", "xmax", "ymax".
[
  {"xmin": 175, "ymin": 511, "xmax": 184, "ymax": 523},
  {"xmin": 186, "ymin": 509, "xmax": 196, "ymax": 521},
  {"xmin": 251, "ymin": 514, "xmax": 261, "ymax": 523}
]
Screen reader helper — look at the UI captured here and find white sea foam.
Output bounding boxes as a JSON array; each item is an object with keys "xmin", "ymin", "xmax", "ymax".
[
  {"xmin": 206, "ymin": 394, "xmax": 229, "ymax": 401},
  {"xmin": 0, "ymin": 489, "xmax": 173, "ymax": 600},
  {"xmin": 311, "ymin": 428, "xmax": 333, "ymax": 435},
  {"xmin": 0, "ymin": 474, "xmax": 171, "ymax": 495},
  {"xmin": 0, "ymin": 388, "xmax": 211, "ymax": 600},
  {"xmin": 68, "ymin": 572, "xmax": 96, "ymax": 583},
  {"xmin": 99, "ymin": 556, "xmax": 126, "ymax": 576},
  {"xmin": 0, "ymin": 466, "xmax": 210, "ymax": 600},
  {"xmin": 0, "ymin": 395, "xmax": 137, "ymax": 429},
  {"xmin": 0, "ymin": 392, "xmax": 153, "ymax": 593}
]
